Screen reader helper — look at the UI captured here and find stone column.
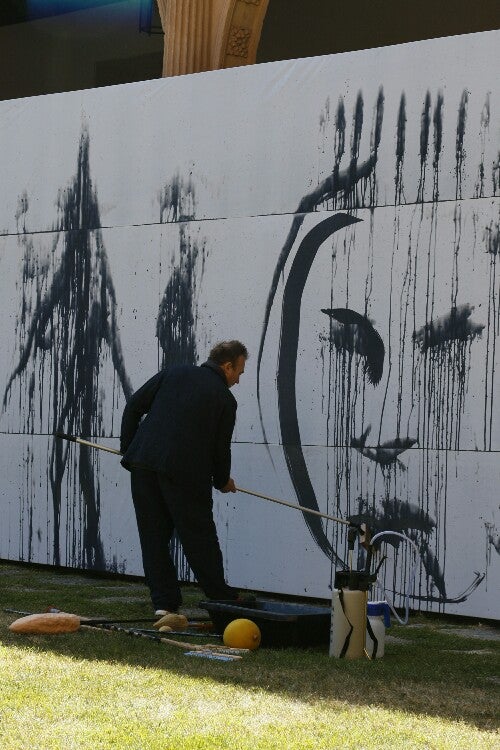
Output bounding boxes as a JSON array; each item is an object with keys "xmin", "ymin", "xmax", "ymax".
[
  {"xmin": 156, "ymin": 0, "xmax": 212, "ymax": 77},
  {"xmin": 156, "ymin": 0, "xmax": 270, "ymax": 77}
]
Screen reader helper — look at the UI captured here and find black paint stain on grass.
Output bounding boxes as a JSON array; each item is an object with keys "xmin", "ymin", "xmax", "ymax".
[{"xmin": 3, "ymin": 127, "xmax": 132, "ymax": 569}]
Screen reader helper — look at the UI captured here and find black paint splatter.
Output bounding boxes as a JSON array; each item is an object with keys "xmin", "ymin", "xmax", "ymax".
[
  {"xmin": 3, "ymin": 127, "xmax": 132, "ymax": 569},
  {"xmin": 414, "ymin": 304, "xmax": 484, "ymax": 352},
  {"xmin": 157, "ymin": 175, "xmax": 206, "ymax": 580},
  {"xmin": 351, "ymin": 425, "xmax": 417, "ymax": 467},
  {"xmin": 157, "ymin": 225, "xmax": 206, "ymax": 370},
  {"xmin": 159, "ymin": 172, "xmax": 196, "ymax": 224},
  {"xmin": 321, "ymin": 308, "xmax": 385, "ymax": 385}
]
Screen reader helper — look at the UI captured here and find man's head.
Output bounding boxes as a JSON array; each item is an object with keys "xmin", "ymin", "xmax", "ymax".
[{"xmin": 209, "ymin": 340, "xmax": 249, "ymax": 387}]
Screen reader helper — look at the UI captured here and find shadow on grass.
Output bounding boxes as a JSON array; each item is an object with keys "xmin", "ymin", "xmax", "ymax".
[{"xmin": 1, "ymin": 562, "xmax": 499, "ymax": 733}]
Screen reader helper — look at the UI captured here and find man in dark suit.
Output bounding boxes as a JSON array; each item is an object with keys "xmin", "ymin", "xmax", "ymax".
[{"xmin": 120, "ymin": 340, "xmax": 248, "ymax": 614}]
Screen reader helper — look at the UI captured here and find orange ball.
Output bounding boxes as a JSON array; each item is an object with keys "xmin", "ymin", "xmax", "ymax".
[{"xmin": 223, "ymin": 618, "xmax": 261, "ymax": 650}]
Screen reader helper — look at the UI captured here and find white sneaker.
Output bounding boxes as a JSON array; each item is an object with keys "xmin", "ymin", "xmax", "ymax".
[{"xmin": 154, "ymin": 609, "xmax": 169, "ymax": 616}]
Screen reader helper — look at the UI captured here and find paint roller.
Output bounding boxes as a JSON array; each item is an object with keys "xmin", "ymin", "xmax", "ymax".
[{"xmin": 54, "ymin": 432, "xmax": 367, "ymax": 531}]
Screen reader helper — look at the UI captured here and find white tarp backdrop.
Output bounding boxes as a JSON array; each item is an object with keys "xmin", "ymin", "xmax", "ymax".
[{"xmin": 0, "ymin": 30, "xmax": 499, "ymax": 619}]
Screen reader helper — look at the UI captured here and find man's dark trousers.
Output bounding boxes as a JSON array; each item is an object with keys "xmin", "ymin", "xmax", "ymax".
[{"xmin": 131, "ymin": 467, "xmax": 237, "ymax": 611}]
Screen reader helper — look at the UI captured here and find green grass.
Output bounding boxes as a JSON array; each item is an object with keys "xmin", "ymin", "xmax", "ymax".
[{"xmin": 0, "ymin": 562, "xmax": 498, "ymax": 750}]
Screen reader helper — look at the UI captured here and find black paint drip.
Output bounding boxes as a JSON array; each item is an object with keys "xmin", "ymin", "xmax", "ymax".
[
  {"xmin": 474, "ymin": 94, "xmax": 490, "ymax": 199},
  {"xmin": 414, "ymin": 304, "xmax": 484, "ymax": 352},
  {"xmin": 157, "ymin": 175, "xmax": 205, "ymax": 581},
  {"xmin": 432, "ymin": 93, "xmax": 444, "ymax": 202},
  {"xmin": 395, "ymin": 93, "xmax": 406, "ymax": 205},
  {"xmin": 455, "ymin": 90, "xmax": 468, "ymax": 200},
  {"xmin": 414, "ymin": 305, "xmax": 484, "ymax": 452},
  {"xmin": 3, "ymin": 127, "xmax": 132, "ymax": 569},
  {"xmin": 159, "ymin": 172, "xmax": 196, "ymax": 223},
  {"xmin": 417, "ymin": 91, "xmax": 431, "ymax": 204}
]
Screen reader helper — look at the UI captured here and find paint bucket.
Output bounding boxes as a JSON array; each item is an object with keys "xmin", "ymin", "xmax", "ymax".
[
  {"xmin": 365, "ymin": 601, "xmax": 391, "ymax": 659},
  {"xmin": 329, "ymin": 588, "xmax": 368, "ymax": 659}
]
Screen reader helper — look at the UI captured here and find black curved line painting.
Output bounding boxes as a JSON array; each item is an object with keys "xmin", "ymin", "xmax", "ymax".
[{"xmin": 258, "ymin": 80, "xmax": 499, "ymax": 608}]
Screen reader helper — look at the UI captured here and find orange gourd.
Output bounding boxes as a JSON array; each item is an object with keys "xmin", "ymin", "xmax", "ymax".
[{"xmin": 9, "ymin": 612, "xmax": 81, "ymax": 634}]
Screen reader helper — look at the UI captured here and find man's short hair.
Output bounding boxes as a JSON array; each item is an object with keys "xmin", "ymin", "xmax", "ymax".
[{"xmin": 209, "ymin": 340, "xmax": 249, "ymax": 366}]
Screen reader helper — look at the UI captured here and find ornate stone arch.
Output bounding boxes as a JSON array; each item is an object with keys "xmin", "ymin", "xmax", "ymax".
[{"xmin": 156, "ymin": 0, "xmax": 271, "ymax": 77}]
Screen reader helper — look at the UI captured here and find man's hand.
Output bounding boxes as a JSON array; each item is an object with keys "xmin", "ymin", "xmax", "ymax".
[{"xmin": 220, "ymin": 478, "xmax": 236, "ymax": 493}]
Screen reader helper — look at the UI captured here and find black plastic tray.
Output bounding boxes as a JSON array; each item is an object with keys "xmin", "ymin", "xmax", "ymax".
[{"xmin": 198, "ymin": 599, "xmax": 331, "ymax": 648}]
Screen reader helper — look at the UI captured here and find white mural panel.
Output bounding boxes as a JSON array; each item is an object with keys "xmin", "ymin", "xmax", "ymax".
[
  {"xmin": 0, "ymin": 29, "xmax": 499, "ymax": 619},
  {"xmin": 0, "ymin": 31, "xmax": 498, "ymax": 235}
]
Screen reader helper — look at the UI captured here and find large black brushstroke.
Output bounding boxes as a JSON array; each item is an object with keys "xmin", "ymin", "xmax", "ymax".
[
  {"xmin": 3, "ymin": 127, "xmax": 132, "ymax": 569},
  {"xmin": 321, "ymin": 308, "xmax": 385, "ymax": 385},
  {"xmin": 156, "ymin": 175, "xmax": 205, "ymax": 580},
  {"xmin": 276, "ymin": 213, "xmax": 360, "ymax": 563},
  {"xmin": 257, "ymin": 89, "xmax": 384, "ymax": 444}
]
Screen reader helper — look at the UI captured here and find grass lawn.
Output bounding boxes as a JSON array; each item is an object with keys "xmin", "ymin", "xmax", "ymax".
[{"xmin": 0, "ymin": 561, "xmax": 498, "ymax": 750}]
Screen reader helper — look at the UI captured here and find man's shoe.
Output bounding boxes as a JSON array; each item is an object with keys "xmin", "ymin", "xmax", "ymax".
[{"xmin": 154, "ymin": 608, "xmax": 178, "ymax": 616}]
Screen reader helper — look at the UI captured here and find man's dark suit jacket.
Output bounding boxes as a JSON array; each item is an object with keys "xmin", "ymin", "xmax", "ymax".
[{"xmin": 120, "ymin": 361, "xmax": 237, "ymax": 492}]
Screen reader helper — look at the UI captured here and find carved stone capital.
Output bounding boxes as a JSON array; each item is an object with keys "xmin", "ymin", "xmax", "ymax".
[{"xmin": 156, "ymin": 0, "xmax": 270, "ymax": 77}]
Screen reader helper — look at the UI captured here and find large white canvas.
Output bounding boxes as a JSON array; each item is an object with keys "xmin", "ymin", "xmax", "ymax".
[{"xmin": 0, "ymin": 30, "xmax": 499, "ymax": 619}]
